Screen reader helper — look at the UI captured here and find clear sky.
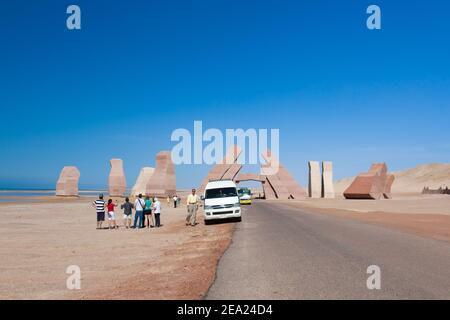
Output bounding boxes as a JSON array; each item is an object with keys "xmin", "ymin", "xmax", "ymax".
[{"xmin": 1, "ymin": 0, "xmax": 449, "ymax": 190}]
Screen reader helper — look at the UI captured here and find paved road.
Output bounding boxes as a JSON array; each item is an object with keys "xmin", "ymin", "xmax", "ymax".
[{"xmin": 206, "ymin": 201, "xmax": 450, "ymax": 299}]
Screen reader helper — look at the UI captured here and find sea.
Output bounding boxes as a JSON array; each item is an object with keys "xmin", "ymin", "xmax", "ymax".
[{"xmin": 0, "ymin": 190, "xmax": 108, "ymax": 203}]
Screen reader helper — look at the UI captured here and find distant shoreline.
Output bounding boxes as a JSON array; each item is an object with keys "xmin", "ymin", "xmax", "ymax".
[{"xmin": 0, "ymin": 189, "xmax": 107, "ymax": 193}]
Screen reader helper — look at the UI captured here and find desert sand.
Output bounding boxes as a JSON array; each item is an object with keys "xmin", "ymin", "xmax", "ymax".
[
  {"xmin": 1, "ymin": 187, "xmax": 450, "ymax": 300},
  {"xmin": 0, "ymin": 196, "xmax": 233, "ymax": 300}
]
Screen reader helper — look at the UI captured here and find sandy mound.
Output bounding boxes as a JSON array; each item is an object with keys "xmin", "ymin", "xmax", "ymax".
[{"xmin": 335, "ymin": 163, "xmax": 450, "ymax": 194}]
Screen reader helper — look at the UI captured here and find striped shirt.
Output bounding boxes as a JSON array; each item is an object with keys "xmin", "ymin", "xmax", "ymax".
[{"xmin": 94, "ymin": 199, "xmax": 106, "ymax": 212}]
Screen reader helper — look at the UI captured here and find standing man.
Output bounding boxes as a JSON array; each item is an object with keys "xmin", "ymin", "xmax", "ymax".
[
  {"xmin": 153, "ymin": 197, "xmax": 162, "ymax": 227},
  {"xmin": 133, "ymin": 194, "xmax": 145, "ymax": 229},
  {"xmin": 186, "ymin": 188, "xmax": 200, "ymax": 226},
  {"xmin": 92, "ymin": 194, "xmax": 106, "ymax": 229},
  {"xmin": 120, "ymin": 197, "xmax": 134, "ymax": 229},
  {"xmin": 173, "ymin": 195, "xmax": 178, "ymax": 208}
]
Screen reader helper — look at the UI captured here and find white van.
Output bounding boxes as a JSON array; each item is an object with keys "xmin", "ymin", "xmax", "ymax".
[{"xmin": 202, "ymin": 180, "xmax": 242, "ymax": 224}]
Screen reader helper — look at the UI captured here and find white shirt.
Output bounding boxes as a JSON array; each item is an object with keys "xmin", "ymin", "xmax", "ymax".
[
  {"xmin": 135, "ymin": 198, "xmax": 145, "ymax": 211},
  {"xmin": 153, "ymin": 201, "xmax": 161, "ymax": 214}
]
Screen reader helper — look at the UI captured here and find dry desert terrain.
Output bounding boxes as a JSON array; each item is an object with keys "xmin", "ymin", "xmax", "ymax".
[{"xmin": 0, "ymin": 197, "xmax": 234, "ymax": 299}]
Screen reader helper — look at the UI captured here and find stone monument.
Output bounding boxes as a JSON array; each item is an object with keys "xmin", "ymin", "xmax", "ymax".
[
  {"xmin": 198, "ymin": 145, "xmax": 242, "ymax": 194},
  {"xmin": 108, "ymin": 159, "xmax": 126, "ymax": 197},
  {"xmin": 322, "ymin": 161, "xmax": 335, "ymax": 199},
  {"xmin": 344, "ymin": 163, "xmax": 394, "ymax": 200},
  {"xmin": 308, "ymin": 161, "xmax": 321, "ymax": 198},
  {"xmin": 146, "ymin": 151, "xmax": 176, "ymax": 197},
  {"xmin": 56, "ymin": 166, "xmax": 80, "ymax": 196},
  {"xmin": 260, "ymin": 150, "xmax": 307, "ymax": 199},
  {"xmin": 131, "ymin": 167, "xmax": 155, "ymax": 196}
]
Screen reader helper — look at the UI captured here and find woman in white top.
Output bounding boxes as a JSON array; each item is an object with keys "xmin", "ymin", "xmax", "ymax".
[{"xmin": 153, "ymin": 198, "xmax": 162, "ymax": 227}]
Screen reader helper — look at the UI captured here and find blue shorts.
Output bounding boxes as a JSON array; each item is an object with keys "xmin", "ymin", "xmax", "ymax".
[{"xmin": 97, "ymin": 212, "xmax": 105, "ymax": 221}]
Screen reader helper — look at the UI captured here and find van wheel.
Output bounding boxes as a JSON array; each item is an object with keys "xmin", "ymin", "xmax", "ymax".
[
  {"xmin": 236, "ymin": 217, "xmax": 242, "ymax": 222},
  {"xmin": 204, "ymin": 220, "xmax": 211, "ymax": 225}
]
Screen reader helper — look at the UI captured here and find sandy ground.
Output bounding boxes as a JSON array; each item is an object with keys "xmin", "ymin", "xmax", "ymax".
[
  {"xmin": 276, "ymin": 193, "xmax": 450, "ymax": 243},
  {"xmin": 2, "ymin": 192, "xmax": 449, "ymax": 299},
  {"xmin": 0, "ymin": 197, "xmax": 234, "ymax": 300},
  {"xmin": 295, "ymin": 193, "xmax": 450, "ymax": 215}
]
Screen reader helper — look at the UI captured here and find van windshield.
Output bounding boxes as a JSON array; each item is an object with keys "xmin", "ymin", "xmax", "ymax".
[{"xmin": 205, "ymin": 187, "xmax": 238, "ymax": 199}]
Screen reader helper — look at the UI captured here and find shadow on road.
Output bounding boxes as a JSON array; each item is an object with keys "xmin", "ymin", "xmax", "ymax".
[{"xmin": 204, "ymin": 217, "xmax": 242, "ymax": 225}]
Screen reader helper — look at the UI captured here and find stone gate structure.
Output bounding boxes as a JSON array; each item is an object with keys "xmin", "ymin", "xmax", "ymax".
[{"xmin": 198, "ymin": 146, "xmax": 306, "ymax": 200}]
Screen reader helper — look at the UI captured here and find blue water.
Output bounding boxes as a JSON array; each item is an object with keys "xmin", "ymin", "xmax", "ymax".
[{"xmin": 0, "ymin": 190, "xmax": 107, "ymax": 198}]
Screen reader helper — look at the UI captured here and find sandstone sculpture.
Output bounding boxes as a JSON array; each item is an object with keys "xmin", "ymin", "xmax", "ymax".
[
  {"xmin": 383, "ymin": 173, "xmax": 395, "ymax": 199},
  {"xmin": 308, "ymin": 161, "xmax": 321, "ymax": 198},
  {"xmin": 56, "ymin": 166, "xmax": 80, "ymax": 196},
  {"xmin": 344, "ymin": 163, "xmax": 394, "ymax": 200},
  {"xmin": 260, "ymin": 150, "xmax": 307, "ymax": 200},
  {"xmin": 198, "ymin": 145, "xmax": 242, "ymax": 194},
  {"xmin": 146, "ymin": 151, "xmax": 176, "ymax": 197},
  {"xmin": 322, "ymin": 161, "xmax": 335, "ymax": 199},
  {"xmin": 131, "ymin": 167, "xmax": 155, "ymax": 196},
  {"xmin": 261, "ymin": 175, "xmax": 278, "ymax": 200},
  {"xmin": 234, "ymin": 173, "xmax": 265, "ymax": 183},
  {"xmin": 108, "ymin": 159, "xmax": 126, "ymax": 197}
]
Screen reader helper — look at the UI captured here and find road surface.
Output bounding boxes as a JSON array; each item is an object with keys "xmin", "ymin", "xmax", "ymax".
[{"xmin": 206, "ymin": 201, "xmax": 450, "ymax": 299}]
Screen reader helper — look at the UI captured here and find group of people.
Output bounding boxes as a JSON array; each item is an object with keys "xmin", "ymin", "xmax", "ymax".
[
  {"xmin": 92, "ymin": 194, "xmax": 162, "ymax": 230},
  {"xmin": 92, "ymin": 189, "xmax": 201, "ymax": 230}
]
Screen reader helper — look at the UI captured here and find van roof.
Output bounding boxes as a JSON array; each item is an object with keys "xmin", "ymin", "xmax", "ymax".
[{"xmin": 205, "ymin": 180, "xmax": 237, "ymax": 190}]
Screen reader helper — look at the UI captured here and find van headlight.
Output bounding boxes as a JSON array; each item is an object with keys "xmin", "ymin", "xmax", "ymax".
[
  {"xmin": 234, "ymin": 202, "xmax": 240, "ymax": 207},
  {"xmin": 204, "ymin": 205, "xmax": 213, "ymax": 210}
]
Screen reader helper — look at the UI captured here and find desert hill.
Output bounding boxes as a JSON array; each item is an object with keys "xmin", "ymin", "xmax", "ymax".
[{"xmin": 335, "ymin": 163, "xmax": 450, "ymax": 194}]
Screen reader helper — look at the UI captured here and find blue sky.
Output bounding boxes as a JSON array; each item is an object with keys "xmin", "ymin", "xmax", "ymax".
[{"xmin": 1, "ymin": 0, "xmax": 449, "ymax": 189}]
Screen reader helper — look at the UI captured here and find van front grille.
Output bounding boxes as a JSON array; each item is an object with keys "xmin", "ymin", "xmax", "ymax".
[
  {"xmin": 212, "ymin": 210, "xmax": 234, "ymax": 215},
  {"xmin": 211, "ymin": 204, "xmax": 234, "ymax": 209}
]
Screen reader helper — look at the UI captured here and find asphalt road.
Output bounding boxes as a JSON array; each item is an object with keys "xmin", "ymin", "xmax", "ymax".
[{"xmin": 206, "ymin": 201, "xmax": 450, "ymax": 299}]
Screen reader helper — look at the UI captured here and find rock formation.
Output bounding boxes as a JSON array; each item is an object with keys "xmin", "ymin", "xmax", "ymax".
[
  {"xmin": 56, "ymin": 166, "xmax": 80, "ymax": 196},
  {"xmin": 343, "ymin": 163, "xmax": 394, "ymax": 200},
  {"xmin": 308, "ymin": 161, "xmax": 321, "ymax": 198},
  {"xmin": 108, "ymin": 159, "xmax": 126, "ymax": 197},
  {"xmin": 322, "ymin": 161, "xmax": 335, "ymax": 199},
  {"xmin": 131, "ymin": 167, "xmax": 155, "ymax": 196},
  {"xmin": 146, "ymin": 151, "xmax": 176, "ymax": 197}
]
